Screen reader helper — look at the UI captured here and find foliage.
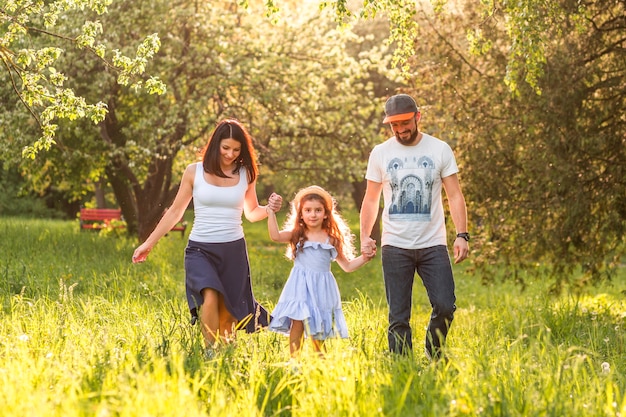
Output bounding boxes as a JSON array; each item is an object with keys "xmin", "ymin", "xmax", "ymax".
[
  {"xmin": 0, "ymin": 158, "xmax": 84, "ymax": 217},
  {"xmin": 290, "ymin": 0, "xmax": 576, "ymax": 95},
  {"xmin": 0, "ymin": 164, "xmax": 65, "ymax": 217},
  {"xmin": 464, "ymin": 0, "xmax": 626, "ymax": 286},
  {"xmin": 0, "ymin": 0, "xmax": 166, "ymax": 157},
  {"xmin": 2, "ymin": 0, "xmax": 578, "ymax": 161},
  {"xmin": 0, "ymin": 216, "xmax": 625, "ymax": 416}
]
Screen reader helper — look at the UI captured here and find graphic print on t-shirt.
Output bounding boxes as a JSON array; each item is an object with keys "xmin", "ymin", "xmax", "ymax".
[{"xmin": 386, "ymin": 155, "xmax": 434, "ymax": 222}]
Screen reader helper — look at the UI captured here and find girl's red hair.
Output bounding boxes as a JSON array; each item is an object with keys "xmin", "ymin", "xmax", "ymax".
[{"xmin": 282, "ymin": 186, "xmax": 356, "ymax": 260}]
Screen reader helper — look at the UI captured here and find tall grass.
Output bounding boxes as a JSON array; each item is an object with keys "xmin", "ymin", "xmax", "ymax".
[{"xmin": 0, "ymin": 215, "xmax": 624, "ymax": 416}]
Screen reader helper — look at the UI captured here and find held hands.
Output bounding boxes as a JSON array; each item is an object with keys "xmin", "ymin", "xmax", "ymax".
[
  {"xmin": 266, "ymin": 192, "xmax": 283, "ymax": 213},
  {"xmin": 360, "ymin": 237, "xmax": 377, "ymax": 260}
]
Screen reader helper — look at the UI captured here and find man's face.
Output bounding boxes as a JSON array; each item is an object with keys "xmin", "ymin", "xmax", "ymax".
[{"xmin": 390, "ymin": 115, "xmax": 419, "ymax": 145}]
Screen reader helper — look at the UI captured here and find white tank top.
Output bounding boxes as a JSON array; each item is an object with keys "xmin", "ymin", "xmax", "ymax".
[{"xmin": 188, "ymin": 162, "xmax": 248, "ymax": 243}]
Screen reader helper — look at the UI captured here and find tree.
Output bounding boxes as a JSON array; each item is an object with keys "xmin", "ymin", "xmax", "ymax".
[{"xmin": 0, "ymin": 0, "xmax": 166, "ymax": 158}]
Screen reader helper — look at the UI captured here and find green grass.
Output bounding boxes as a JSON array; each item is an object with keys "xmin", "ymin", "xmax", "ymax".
[{"xmin": 0, "ymin": 215, "xmax": 625, "ymax": 416}]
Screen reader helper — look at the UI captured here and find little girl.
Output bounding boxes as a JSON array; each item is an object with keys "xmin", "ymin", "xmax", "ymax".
[{"xmin": 266, "ymin": 185, "xmax": 375, "ymax": 358}]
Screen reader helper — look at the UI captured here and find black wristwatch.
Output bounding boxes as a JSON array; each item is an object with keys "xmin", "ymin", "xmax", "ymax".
[{"xmin": 456, "ymin": 232, "xmax": 470, "ymax": 242}]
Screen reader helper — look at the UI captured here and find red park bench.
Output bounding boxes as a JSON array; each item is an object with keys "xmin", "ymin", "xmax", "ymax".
[{"xmin": 79, "ymin": 208, "xmax": 187, "ymax": 237}]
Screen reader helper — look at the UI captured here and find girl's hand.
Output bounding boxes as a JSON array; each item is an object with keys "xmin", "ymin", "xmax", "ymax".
[{"xmin": 363, "ymin": 245, "xmax": 377, "ymax": 260}]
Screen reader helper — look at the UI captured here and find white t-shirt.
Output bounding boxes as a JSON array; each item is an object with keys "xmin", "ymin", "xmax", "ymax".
[
  {"xmin": 365, "ymin": 133, "xmax": 458, "ymax": 249},
  {"xmin": 189, "ymin": 162, "xmax": 248, "ymax": 243}
]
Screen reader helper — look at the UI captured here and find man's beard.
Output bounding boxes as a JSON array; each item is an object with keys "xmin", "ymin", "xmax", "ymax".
[{"xmin": 395, "ymin": 128, "xmax": 419, "ymax": 145}]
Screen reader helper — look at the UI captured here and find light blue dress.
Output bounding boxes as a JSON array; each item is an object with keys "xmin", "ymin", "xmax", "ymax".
[{"xmin": 269, "ymin": 240, "xmax": 349, "ymax": 340}]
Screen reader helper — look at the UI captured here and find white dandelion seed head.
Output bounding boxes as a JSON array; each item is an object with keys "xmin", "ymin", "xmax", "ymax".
[{"xmin": 601, "ymin": 362, "xmax": 610, "ymax": 373}]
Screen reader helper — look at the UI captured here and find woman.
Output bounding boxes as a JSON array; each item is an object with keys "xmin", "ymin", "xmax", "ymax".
[{"xmin": 132, "ymin": 119, "xmax": 281, "ymax": 349}]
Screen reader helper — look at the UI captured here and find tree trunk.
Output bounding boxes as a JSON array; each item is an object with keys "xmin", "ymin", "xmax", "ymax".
[
  {"xmin": 95, "ymin": 181, "xmax": 106, "ymax": 208},
  {"xmin": 106, "ymin": 164, "xmax": 139, "ymax": 237},
  {"xmin": 99, "ymin": 106, "xmax": 184, "ymax": 240}
]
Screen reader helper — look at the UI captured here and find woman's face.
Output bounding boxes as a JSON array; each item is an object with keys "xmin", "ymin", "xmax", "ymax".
[{"xmin": 219, "ymin": 138, "xmax": 242, "ymax": 168}]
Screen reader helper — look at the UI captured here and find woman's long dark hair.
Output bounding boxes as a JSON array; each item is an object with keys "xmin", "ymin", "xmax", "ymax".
[{"xmin": 199, "ymin": 119, "xmax": 258, "ymax": 183}]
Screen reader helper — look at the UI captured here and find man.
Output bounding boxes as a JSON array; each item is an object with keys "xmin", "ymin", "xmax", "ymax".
[{"xmin": 360, "ymin": 94, "xmax": 469, "ymax": 360}]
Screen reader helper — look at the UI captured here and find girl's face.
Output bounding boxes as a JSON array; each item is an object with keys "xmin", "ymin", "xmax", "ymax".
[
  {"xmin": 300, "ymin": 199, "xmax": 326, "ymax": 229},
  {"xmin": 219, "ymin": 138, "xmax": 241, "ymax": 168}
]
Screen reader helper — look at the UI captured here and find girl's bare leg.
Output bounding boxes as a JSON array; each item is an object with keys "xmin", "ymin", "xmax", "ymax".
[
  {"xmin": 289, "ymin": 320, "xmax": 305, "ymax": 358},
  {"xmin": 311, "ymin": 339, "xmax": 326, "ymax": 356}
]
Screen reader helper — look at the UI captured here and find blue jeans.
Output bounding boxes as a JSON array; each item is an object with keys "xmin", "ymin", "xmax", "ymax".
[{"xmin": 381, "ymin": 245, "xmax": 456, "ymax": 358}]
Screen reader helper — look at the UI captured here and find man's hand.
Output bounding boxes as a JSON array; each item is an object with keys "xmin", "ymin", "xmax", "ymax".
[{"xmin": 453, "ymin": 238, "xmax": 469, "ymax": 264}]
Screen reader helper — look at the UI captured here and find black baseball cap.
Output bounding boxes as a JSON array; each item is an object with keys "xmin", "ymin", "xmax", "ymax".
[{"xmin": 383, "ymin": 94, "xmax": 419, "ymax": 123}]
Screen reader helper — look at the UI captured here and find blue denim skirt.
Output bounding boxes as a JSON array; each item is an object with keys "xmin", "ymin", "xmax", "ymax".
[{"xmin": 184, "ymin": 238, "xmax": 270, "ymax": 333}]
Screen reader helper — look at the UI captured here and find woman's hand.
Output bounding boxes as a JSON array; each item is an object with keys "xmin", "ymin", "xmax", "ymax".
[{"xmin": 132, "ymin": 243, "xmax": 152, "ymax": 263}]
